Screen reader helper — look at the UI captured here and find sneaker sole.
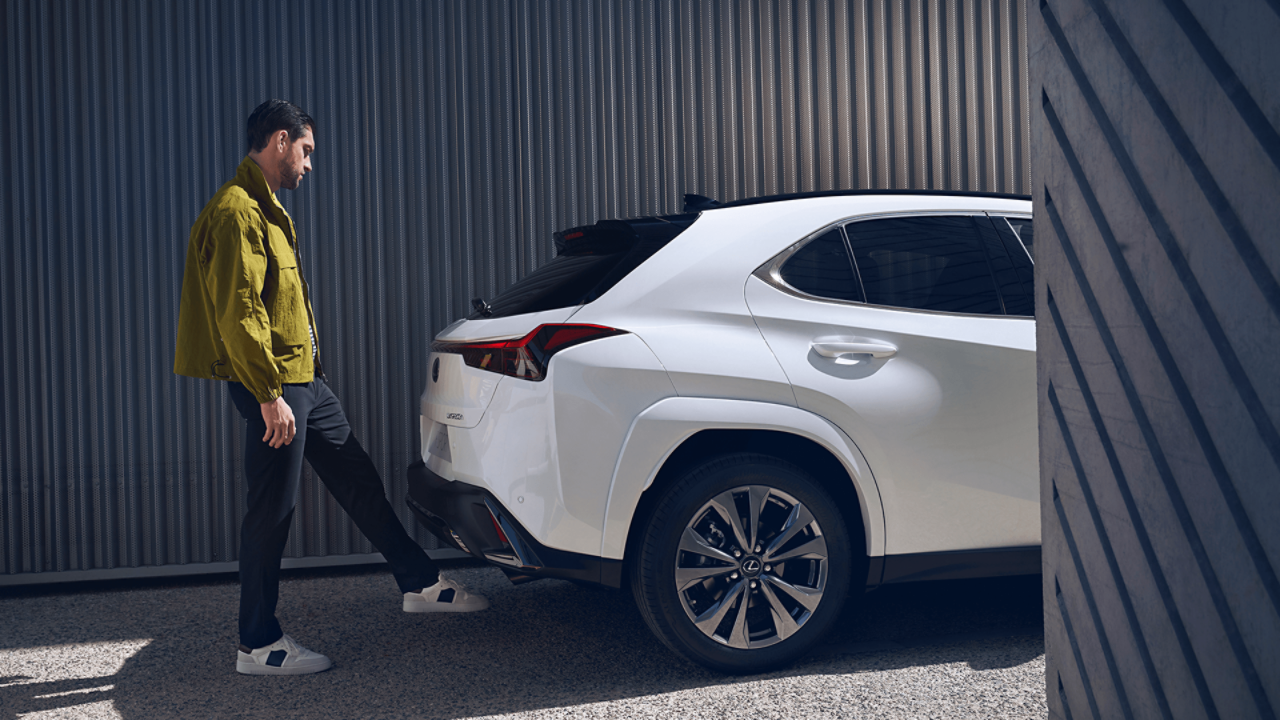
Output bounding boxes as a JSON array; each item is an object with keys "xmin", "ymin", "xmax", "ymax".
[
  {"xmin": 236, "ymin": 658, "xmax": 333, "ymax": 676},
  {"xmin": 403, "ymin": 599, "xmax": 490, "ymax": 613}
]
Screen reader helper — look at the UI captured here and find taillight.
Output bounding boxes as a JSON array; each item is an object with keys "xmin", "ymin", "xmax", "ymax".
[{"xmin": 433, "ymin": 324, "xmax": 627, "ymax": 381}]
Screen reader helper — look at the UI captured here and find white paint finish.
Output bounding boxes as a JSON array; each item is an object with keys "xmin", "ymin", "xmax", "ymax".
[
  {"xmin": 434, "ymin": 307, "xmax": 580, "ymax": 342},
  {"xmin": 599, "ymin": 396, "xmax": 885, "ymax": 560},
  {"xmin": 577, "ymin": 196, "xmax": 1032, "ymax": 406},
  {"xmin": 745, "ymin": 275, "xmax": 1039, "ymax": 554},
  {"xmin": 442, "ymin": 369, "xmax": 578, "ymax": 550},
  {"xmin": 422, "ymin": 193, "xmax": 1038, "ymax": 567},
  {"xmin": 426, "ymin": 335, "xmax": 674, "ymax": 557},
  {"xmin": 426, "ymin": 308, "xmax": 584, "ymax": 429},
  {"xmin": 423, "ymin": 352, "xmax": 505, "ymax": 429},
  {"xmin": 550, "ymin": 335, "xmax": 678, "ymax": 538}
]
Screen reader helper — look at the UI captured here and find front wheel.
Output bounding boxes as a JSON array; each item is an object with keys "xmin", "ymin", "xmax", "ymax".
[{"xmin": 631, "ymin": 453, "xmax": 854, "ymax": 673}]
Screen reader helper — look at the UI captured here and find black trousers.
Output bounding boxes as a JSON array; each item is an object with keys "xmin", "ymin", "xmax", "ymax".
[{"xmin": 228, "ymin": 379, "xmax": 439, "ymax": 649}]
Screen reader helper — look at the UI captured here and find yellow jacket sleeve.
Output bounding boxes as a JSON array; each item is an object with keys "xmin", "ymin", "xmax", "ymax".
[{"xmin": 200, "ymin": 207, "xmax": 284, "ymax": 404}]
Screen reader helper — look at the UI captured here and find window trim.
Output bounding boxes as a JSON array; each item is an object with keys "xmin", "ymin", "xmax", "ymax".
[
  {"xmin": 755, "ymin": 210, "xmax": 1034, "ymax": 320},
  {"xmin": 991, "ymin": 213, "xmax": 1034, "ymax": 264}
]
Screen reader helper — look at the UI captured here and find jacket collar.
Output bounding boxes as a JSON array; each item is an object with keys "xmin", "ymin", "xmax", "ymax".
[
  {"xmin": 236, "ymin": 155, "xmax": 294, "ymax": 241},
  {"xmin": 236, "ymin": 155, "xmax": 285, "ymax": 211}
]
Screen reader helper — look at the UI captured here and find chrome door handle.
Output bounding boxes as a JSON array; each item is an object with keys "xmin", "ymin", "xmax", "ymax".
[{"xmin": 811, "ymin": 339, "xmax": 898, "ymax": 360}]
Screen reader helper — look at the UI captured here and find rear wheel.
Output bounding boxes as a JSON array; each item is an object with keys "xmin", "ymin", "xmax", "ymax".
[{"xmin": 631, "ymin": 453, "xmax": 853, "ymax": 673}]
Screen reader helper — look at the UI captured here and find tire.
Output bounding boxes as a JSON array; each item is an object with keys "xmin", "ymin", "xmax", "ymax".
[{"xmin": 631, "ymin": 452, "xmax": 854, "ymax": 674}]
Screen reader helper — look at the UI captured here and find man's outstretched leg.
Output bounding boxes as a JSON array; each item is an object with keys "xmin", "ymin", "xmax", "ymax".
[{"xmin": 302, "ymin": 380, "xmax": 488, "ymax": 613}]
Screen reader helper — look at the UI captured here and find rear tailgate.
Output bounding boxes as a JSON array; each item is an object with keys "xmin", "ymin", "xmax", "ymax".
[{"xmin": 424, "ymin": 307, "xmax": 579, "ymax": 431}]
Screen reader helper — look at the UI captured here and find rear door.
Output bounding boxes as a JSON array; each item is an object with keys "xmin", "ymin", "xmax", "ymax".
[{"xmin": 745, "ymin": 213, "xmax": 1038, "ymax": 556}]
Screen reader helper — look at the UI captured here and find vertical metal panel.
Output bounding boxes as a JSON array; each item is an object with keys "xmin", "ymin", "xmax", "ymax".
[
  {"xmin": 1, "ymin": 0, "xmax": 1030, "ymax": 583},
  {"xmin": 1033, "ymin": 0, "xmax": 1280, "ymax": 717}
]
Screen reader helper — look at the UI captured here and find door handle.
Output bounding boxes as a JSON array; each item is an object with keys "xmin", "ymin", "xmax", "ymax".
[{"xmin": 811, "ymin": 338, "xmax": 897, "ymax": 361}]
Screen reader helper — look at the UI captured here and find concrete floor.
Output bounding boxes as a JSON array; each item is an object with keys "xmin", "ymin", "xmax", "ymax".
[{"xmin": 0, "ymin": 562, "xmax": 1047, "ymax": 719}]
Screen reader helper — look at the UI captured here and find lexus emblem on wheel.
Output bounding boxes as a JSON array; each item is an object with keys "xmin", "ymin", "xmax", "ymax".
[{"xmin": 742, "ymin": 558, "xmax": 761, "ymax": 574}]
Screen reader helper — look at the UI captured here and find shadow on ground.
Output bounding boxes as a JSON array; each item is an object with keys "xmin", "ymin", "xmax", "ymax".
[{"xmin": 0, "ymin": 562, "xmax": 1043, "ymax": 718}]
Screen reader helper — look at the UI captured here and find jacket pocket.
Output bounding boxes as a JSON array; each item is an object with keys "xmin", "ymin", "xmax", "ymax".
[
  {"xmin": 268, "ymin": 265, "xmax": 310, "ymax": 353},
  {"xmin": 263, "ymin": 230, "xmax": 310, "ymax": 355}
]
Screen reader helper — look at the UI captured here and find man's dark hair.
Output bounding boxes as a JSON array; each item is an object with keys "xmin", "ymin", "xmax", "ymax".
[{"xmin": 246, "ymin": 99, "xmax": 315, "ymax": 152}]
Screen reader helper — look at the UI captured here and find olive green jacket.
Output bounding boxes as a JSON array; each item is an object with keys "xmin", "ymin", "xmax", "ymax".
[{"xmin": 174, "ymin": 155, "xmax": 320, "ymax": 404}]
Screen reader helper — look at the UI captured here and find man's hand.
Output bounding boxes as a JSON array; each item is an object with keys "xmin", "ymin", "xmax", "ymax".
[{"xmin": 260, "ymin": 397, "xmax": 297, "ymax": 448}]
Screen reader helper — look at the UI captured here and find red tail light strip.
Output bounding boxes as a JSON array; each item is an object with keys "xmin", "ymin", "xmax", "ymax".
[{"xmin": 432, "ymin": 324, "xmax": 628, "ymax": 381}]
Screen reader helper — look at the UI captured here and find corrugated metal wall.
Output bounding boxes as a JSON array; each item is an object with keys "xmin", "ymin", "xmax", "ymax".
[
  {"xmin": 1033, "ymin": 0, "xmax": 1280, "ymax": 717},
  {"xmin": 1, "ymin": 0, "xmax": 1030, "ymax": 583}
]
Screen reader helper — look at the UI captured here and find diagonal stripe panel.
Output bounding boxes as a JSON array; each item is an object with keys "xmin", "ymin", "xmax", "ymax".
[{"xmin": 1033, "ymin": 0, "xmax": 1280, "ymax": 717}]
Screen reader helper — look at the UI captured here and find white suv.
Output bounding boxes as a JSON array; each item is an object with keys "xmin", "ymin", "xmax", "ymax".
[{"xmin": 407, "ymin": 191, "xmax": 1037, "ymax": 673}]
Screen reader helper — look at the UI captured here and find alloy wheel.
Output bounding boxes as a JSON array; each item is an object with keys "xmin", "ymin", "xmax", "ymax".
[{"xmin": 674, "ymin": 485, "xmax": 829, "ymax": 649}]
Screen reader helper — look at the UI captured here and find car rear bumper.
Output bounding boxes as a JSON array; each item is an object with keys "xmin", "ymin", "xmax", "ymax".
[{"xmin": 406, "ymin": 459, "xmax": 623, "ymax": 588}]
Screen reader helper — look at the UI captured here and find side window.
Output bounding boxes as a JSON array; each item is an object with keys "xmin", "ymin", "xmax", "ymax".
[
  {"xmin": 777, "ymin": 228, "xmax": 864, "ymax": 303},
  {"xmin": 844, "ymin": 215, "xmax": 1003, "ymax": 315},
  {"xmin": 992, "ymin": 216, "xmax": 1035, "ymax": 315},
  {"xmin": 978, "ymin": 217, "xmax": 1033, "ymax": 316},
  {"xmin": 1004, "ymin": 217, "xmax": 1034, "ymax": 261}
]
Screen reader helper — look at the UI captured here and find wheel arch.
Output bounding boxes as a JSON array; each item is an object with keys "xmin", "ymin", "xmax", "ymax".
[{"xmin": 600, "ymin": 397, "xmax": 885, "ymax": 575}]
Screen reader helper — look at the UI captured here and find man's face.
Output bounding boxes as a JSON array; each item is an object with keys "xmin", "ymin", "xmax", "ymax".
[{"xmin": 277, "ymin": 126, "xmax": 314, "ymax": 191}]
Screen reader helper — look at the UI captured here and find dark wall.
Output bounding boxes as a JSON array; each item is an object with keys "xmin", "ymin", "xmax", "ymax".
[
  {"xmin": 1, "ymin": 0, "xmax": 1031, "ymax": 583},
  {"xmin": 1032, "ymin": 0, "xmax": 1280, "ymax": 717}
]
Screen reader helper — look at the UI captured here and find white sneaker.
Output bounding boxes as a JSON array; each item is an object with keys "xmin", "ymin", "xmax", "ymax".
[
  {"xmin": 403, "ymin": 577, "xmax": 490, "ymax": 613},
  {"xmin": 236, "ymin": 634, "xmax": 332, "ymax": 676}
]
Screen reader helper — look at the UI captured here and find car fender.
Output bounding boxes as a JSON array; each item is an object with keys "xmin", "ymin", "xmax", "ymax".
[{"xmin": 599, "ymin": 396, "xmax": 886, "ymax": 561}]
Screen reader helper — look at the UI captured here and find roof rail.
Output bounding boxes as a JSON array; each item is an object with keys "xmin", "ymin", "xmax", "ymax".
[{"xmin": 710, "ymin": 188, "xmax": 1031, "ymax": 209}]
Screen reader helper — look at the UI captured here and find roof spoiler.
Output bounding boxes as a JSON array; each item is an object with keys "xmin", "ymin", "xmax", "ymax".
[{"xmin": 682, "ymin": 193, "xmax": 721, "ymax": 212}]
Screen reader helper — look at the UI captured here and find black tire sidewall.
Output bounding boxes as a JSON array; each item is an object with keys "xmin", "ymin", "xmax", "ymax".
[{"xmin": 634, "ymin": 453, "xmax": 853, "ymax": 673}]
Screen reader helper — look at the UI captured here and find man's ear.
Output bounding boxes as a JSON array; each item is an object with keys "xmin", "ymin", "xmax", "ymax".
[{"xmin": 276, "ymin": 129, "xmax": 289, "ymax": 152}]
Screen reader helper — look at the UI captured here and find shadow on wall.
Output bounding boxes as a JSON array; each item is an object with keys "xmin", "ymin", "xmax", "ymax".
[{"xmin": 0, "ymin": 566, "xmax": 1043, "ymax": 718}]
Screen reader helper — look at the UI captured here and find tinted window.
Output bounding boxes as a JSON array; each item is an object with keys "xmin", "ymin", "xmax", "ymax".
[
  {"xmin": 1004, "ymin": 217, "xmax": 1034, "ymax": 261},
  {"xmin": 993, "ymin": 216, "xmax": 1035, "ymax": 315},
  {"xmin": 978, "ymin": 217, "xmax": 1032, "ymax": 316},
  {"xmin": 478, "ymin": 253, "xmax": 623, "ymax": 319},
  {"xmin": 844, "ymin": 216, "xmax": 1003, "ymax": 315},
  {"xmin": 778, "ymin": 228, "xmax": 863, "ymax": 302},
  {"xmin": 472, "ymin": 215, "xmax": 696, "ymax": 319}
]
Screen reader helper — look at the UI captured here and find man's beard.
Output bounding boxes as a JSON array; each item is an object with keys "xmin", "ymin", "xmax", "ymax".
[{"xmin": 278, "ymin": 156, "xmax": 302, "ymax": 190}]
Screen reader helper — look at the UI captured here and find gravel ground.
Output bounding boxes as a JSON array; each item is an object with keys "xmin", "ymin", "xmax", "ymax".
[{"xmin": 0, "ymin": 562, "xmax": 1046, "ymax": 719}]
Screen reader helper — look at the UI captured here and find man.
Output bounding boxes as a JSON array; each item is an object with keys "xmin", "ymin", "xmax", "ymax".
[{"xmin": 175, "ymin": 99, "xmax": 486, "ymax": 676}]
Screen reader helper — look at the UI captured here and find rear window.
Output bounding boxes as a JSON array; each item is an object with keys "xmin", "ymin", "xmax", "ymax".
[{"xmin": 471, "ymin": 214, "xmax": 697, "ymax": 320}]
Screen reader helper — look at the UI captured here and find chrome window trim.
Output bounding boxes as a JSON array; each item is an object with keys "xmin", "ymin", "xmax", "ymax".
[
  {"xmin": 753, "ymin": 210, "xmax": 1034, "ymax": 320},
  {"xmin": 990, "ymin": 213, "xmax": 1034, "ymax": 264}
]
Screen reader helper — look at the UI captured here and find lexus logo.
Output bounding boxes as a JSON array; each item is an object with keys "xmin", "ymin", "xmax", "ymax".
[{"xmin": 742, "ymin": 558, "xmax": 762, "ymax": 574}]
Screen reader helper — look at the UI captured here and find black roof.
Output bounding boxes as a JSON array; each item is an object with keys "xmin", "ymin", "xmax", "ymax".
[{"xmin": 683, "ymin": 189, "xmax": 1031, "ymax": 212}]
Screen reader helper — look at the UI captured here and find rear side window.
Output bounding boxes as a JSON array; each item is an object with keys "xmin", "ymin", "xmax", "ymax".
[
  {"xmin": 472, "ymin": 215, "xmax": 696, "ymax": 319},
  {"xmin": 778, "ymin": 228, "xmax": 863, "ymax": 302},
  {"xmin": 1003, "ymin": 217, "xmax": 1034, "ymax": 260},
  {"xmin": 844, "ymin": 215, "xmax": 1003, "ymax": 315},
  {"xmin": 991, "ymin": 216, "xmax": 1035, "ymax": 316}
]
